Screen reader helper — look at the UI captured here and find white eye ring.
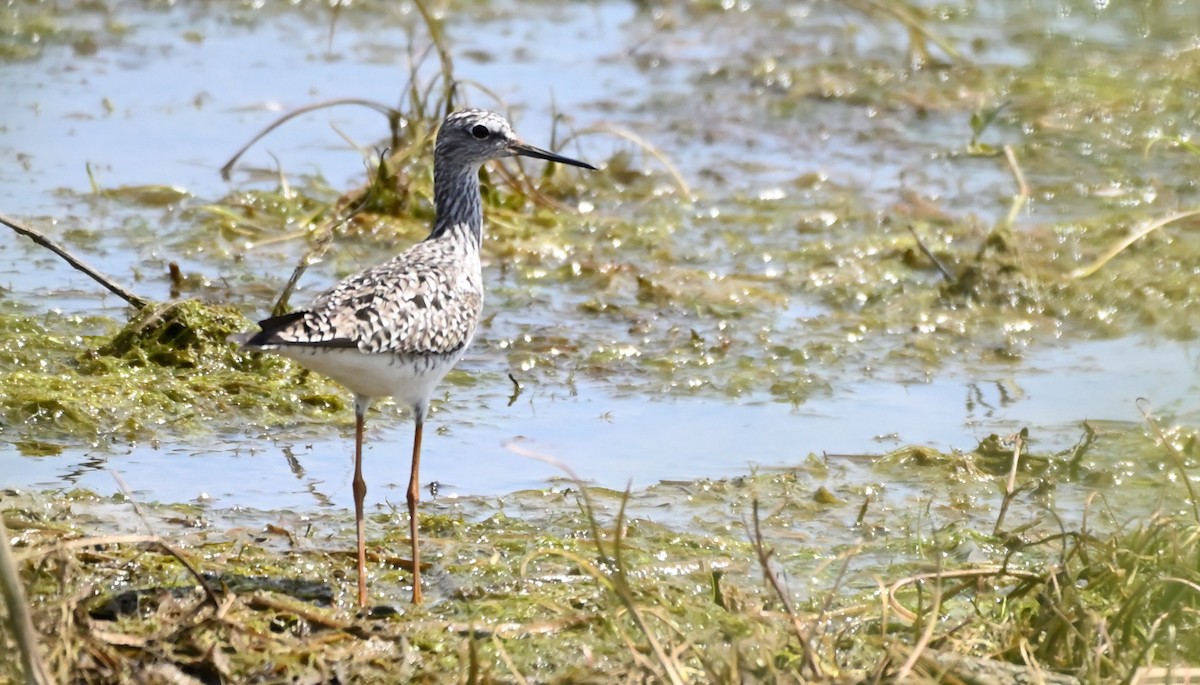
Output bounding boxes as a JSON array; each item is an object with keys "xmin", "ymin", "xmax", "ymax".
[{"xmin": 470, "ymin": 124, "xmax": 490, "ymax": 140}]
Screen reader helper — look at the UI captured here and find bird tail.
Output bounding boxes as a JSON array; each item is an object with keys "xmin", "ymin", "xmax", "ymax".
[
  {"xmin": 226, "ymin": 331, "xmax": 256, "ymax": 347},
  {"xmin": 231, "ymin": 311, "xmax": 330, "ymax": 350}
]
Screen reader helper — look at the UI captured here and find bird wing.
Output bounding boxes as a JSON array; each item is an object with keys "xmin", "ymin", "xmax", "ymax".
[{"xmin": 245, "ymin": 239, "xmax": 483, "ymax": 356}]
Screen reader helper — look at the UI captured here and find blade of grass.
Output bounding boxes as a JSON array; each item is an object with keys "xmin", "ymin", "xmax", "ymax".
[
  {"xmin": 0, "ymin": 516, "xmax": 58, "ymax": 685},
  {"xmin": 564, "ymin": 124, "xmax": 692, "ymax": 199},
  {"xmin": 411, "ymin": 0, "xmax": 455, "ymax": 112},
  {"xmin": 749, "ymin": 498, "xmax": 823, "ymax": 679},
  {"xmin": 1137, "ymin": 398, "xmax": 1200, "ymax": 523},
  {"xmin": 218, "ymin": 98, "xmax": 403, "ymax": 181},
  {"xmin": 993, "ymin": 429, "xmax": 1027, "ymax": 536},
  {"xmin": 841, "ymin": 0, "xmax": 961, "ymax": 61},
  {"xmin": 1002, "ymin": 144, "xmax": 1030, "ymax": 229},
  {"xmin": 508, "ymin": 442, "xmax": 687, "ymax": 685},
  {"xmin": 268, "ymin": 152, "xmax": 383, "ymax": 316},
  {"xmin": 1070, "ymin": 208, "xmax": 1200, "ymax": 280},
  {"xmin": 893, "ymin": 564, "xmax": 943, "ymax": 681},
  {"xmin": 907, "ymin": 225, "xmax": 956, "ymax": 282}
]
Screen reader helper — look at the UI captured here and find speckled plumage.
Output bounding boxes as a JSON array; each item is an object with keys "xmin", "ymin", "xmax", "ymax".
[
  {"xmin": 235, "ymin": 108, "xmax": 594, "ymax": 607},
  {"xmin": 247, "ymin": 230, "xmax": 482, "ymax": 357}
]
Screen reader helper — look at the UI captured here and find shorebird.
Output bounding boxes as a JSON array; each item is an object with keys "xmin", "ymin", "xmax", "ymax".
[{"xmin": 235, "ymin": 109, "xmax": 594, "ymax": 606}]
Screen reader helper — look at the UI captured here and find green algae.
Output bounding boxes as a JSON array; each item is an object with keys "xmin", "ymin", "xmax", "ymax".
[
  {"xmin": 0, "ymin": 299, "xmax": 345, "ymax": 445},
  {"xmin": 0, "ymin": 2, "xmax": 71, "ymax": 60}
]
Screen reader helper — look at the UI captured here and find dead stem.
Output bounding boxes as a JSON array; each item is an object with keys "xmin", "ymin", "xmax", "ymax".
[
  {"xmin": 0, "ymin": 213, "xmax": 148, "ymax": 309},
  {"xmin": 993, "ymin": 429, "xmax": 1027, "ymax": 536},
  {"xmin": 246, "ymin": 592, "xmax": 365, "ymax": 637},
  {"xmin": 1070, "ymin": 208, "xmax": 1200, "ymax": 280},
  {"xmin": 749, "ymin": 499, "xmax": 823, "ymax": 679},
  {"xmin": 907, "ymin": 225, "xmax": 956, "ymax": 282},
  {"xmin": 218, "ymin": 98, "xmax": 404, "ymax": 181}
]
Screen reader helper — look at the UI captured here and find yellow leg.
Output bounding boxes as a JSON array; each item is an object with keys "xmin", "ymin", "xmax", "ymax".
[
  {"xmin": 407, "ymin": 418, "xmax": 424, "ymax": 605},
  {"xmin": 352, "ymin": 406, "xmax": 369, "ymax": 608}
]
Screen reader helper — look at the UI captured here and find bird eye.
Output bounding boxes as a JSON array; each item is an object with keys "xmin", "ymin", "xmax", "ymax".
[{"xmin": 470, "ymin": 124, "xmax": 490, "ymax": 140}]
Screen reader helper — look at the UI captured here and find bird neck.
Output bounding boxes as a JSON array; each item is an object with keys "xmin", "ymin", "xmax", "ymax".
[{"xmin": 428, "ymin": 164, "xmax": 484, "ymax": 245}]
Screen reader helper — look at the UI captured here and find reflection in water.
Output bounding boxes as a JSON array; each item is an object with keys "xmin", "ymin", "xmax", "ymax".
[
  {"xmin": 965, "ymin": 378, "xmax": 1026, "ymax": 418},
  {"xmin": 282, "ymin": 445, "xmax": 334, "ymax": 509},
  {"xmin": 2, "ymin": 336, "xmax": 1196, "ymax": 512},
  {"xmin": 59, "ymin": 453, "xmax": 110, "ymax": 488}
]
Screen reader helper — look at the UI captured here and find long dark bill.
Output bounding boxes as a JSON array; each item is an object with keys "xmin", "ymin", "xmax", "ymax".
[{"xmin": 510, "ymin": 141, "xmax": 596, "ymax": 170}]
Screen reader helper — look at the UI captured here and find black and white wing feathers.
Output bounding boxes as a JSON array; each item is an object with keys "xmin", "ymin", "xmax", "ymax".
[{"xmin": 244, "ymin": 237, "xmax": 483, "ymax": 356}]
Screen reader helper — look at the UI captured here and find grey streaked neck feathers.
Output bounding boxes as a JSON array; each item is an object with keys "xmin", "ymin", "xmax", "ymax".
[{"xmin": 428, "ymin": 163, "xmax": 484, "ymax": 244}]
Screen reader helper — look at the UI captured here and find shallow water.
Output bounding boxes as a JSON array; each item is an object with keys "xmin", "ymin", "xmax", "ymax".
[
  {"xmin": 2, "ymin": 0, "xmax": 1199, "ymax": 526},
  {"xmin": 6, "ymin": 334, "xmax": 1197, "ymax": 517}
]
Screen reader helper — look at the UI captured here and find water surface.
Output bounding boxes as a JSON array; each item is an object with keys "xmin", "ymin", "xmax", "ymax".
[{"xmin": 2, "ymin": 0, "xmax": 1198, "ymax": 528}]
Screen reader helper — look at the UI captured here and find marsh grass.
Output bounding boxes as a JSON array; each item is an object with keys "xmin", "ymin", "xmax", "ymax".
[{"xmin": 3, "ymin": 420, "xmax": 1199, "ymax": 683}]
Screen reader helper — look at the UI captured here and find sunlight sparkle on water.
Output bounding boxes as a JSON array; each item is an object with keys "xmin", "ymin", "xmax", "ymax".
[
  {"xmin": 758, "ymin": 188, "xmax": 786, "ymax": 201},
  {"xmin": 1003, "ymin": 320, "xmax": 1034, "ymax": 334}
]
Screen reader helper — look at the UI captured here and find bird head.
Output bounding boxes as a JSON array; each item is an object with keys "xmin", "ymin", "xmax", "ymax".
[{"xmin": 436, "ymin": 109, "xmax": 595, "ymax": 170}]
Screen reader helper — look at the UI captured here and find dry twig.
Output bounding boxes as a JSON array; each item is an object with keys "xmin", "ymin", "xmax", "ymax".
[{"xmin": 1, "ymin": 213, "xmax": 148, "ymax": 309}]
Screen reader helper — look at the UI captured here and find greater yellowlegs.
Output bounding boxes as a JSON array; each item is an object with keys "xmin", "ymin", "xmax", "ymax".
[{"xmin": 236, "ymin": 109, "xmax": 594, "ymax": 606}]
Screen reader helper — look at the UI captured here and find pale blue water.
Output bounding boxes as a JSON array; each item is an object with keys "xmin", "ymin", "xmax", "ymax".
[
  {"xmin": 6, "ymin": 334, "xmax": 1197, "ymax": 511},
  {"xmin": 2, "ymin": 0, "xmax": 1198, "ymax": 519}
]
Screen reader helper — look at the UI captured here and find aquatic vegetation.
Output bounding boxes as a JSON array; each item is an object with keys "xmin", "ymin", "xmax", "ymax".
[
  {"xmin": 4, "ymin": 0, "xmax": 1199, "ymax": 440},
  {"xmin": 0, "ymin": 300, "xmax": 346, "ymax": 445},
  {"xmin": 3, "ymin": 421, "xmax": 1198, "ymax": 682},
  {"xmin": 2, "ymin": 0, "xmax": 1199, "ymax": 681}
]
